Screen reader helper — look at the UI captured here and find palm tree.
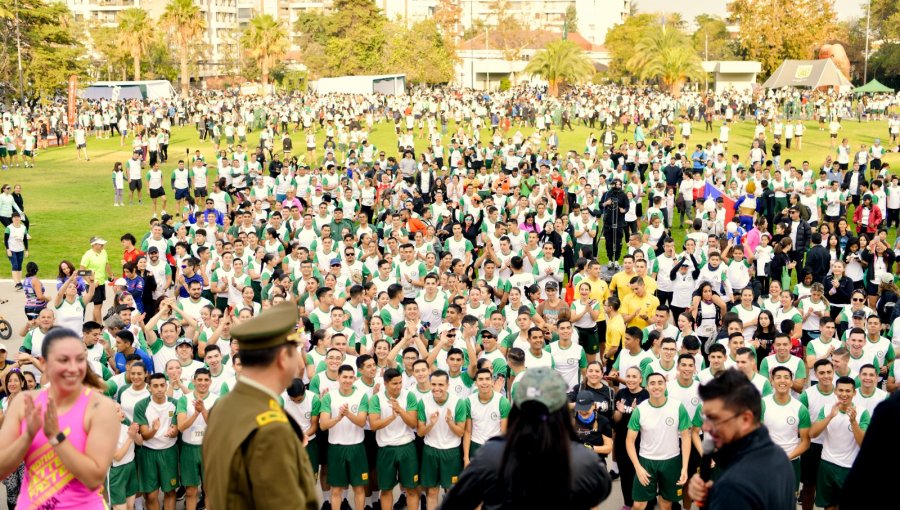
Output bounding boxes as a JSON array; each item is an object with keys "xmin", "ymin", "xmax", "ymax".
[
  {"xmin": 117, "ymin": 8, "xmax": 154, "ymax": 81},
  {"xmin": 160, "ymin": 0, "xmax": 206, "ymax": 97},
  {"xmin": 241, "ymin": 14, "xmax": 288, "ymax": 95},
  {"xmin": 523, "ymin": 40, "xmax": 594, "ymax": 96},
  {"xmin": 627, "ymin": 26, "xmax": 704, "ymax": 97}
]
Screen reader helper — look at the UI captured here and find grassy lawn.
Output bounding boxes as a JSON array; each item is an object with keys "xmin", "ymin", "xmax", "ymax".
[{"xmin": 3, "ymin": 115, "xmax": 898, "ymax": 277}]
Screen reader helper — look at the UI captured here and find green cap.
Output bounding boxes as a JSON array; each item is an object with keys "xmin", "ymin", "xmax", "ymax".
[
  {"xmin": 230, "ymin": 301, "xmax": 301, "ymax": 351},
  {"xmin": 511, "ymin": 367, "xmax": 568, "ymax": 412}
]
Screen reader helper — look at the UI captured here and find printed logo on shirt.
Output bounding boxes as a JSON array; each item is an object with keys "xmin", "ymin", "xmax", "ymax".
[
  {"xmin": 787, "ymin": 416, "xmax": 797, "ymax": 426},
  {"xmin": 350, "ymin": 404, "xmax": 359, "ymax": 414},
  {"xmin": 691, "ymin": 397, "xmax": 700, "ymax": 406},
  {"xmin": 490, "ymin": 412, "xmax": 499, "ymax": 420},
  {"xmin": 665, "ymin": 417, "xmax": 675, "ymax": 426}
]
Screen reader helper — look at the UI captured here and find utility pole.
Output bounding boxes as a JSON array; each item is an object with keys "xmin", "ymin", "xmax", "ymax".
[
  {"xmin": 470, "ymin": 0, "xmax": 475, "ymax": 89},
  {"xmin": 864, "ymin": 0, "xmax": 871, "ymax": 83}
]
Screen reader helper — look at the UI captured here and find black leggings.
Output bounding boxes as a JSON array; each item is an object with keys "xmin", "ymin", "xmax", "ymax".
[
  {"xmin": 614, "ymin": 441, "xmax": 638, "ymax": 507},
  {"xmin": 603, "ymin": 227, "xmax": 625, "ymax": 264}
]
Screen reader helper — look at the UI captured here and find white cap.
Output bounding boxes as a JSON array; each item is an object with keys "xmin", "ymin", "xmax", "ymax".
[
  {"xmin": 437, "ymin": 323, "xmax": 456, "ymax": 334},
  {"xmin": 881, "ymin": 273, "xmax": 894, "ymax": 284},
  {"xmin": 114, "ymin": 278, "xmax": 127, "ymax": 286},
  {"xmin": 90, "ymin": 236, "xmax": 107, "ymax": 245},
  {"xmin": 0, "ymin": 343, "xmax": 7, "ymax": 352}
]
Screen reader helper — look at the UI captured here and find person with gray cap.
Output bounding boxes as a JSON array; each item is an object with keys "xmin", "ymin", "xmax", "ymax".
[
  {"xmin": 80, "ymin": 236, "xmax": 113, "ymax": 323},
  {"xmin": 573, "ymin": 389, "xmax": 614, "ymax": 462},
  {"xmin": 442, "ymin": 367, "xmax": 611, "ymax": 510}
]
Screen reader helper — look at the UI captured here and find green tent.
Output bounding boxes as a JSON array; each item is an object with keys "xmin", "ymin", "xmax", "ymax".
[{"xmin": 853, "ymin": 79, "xmax": 894, "ymax": 94}]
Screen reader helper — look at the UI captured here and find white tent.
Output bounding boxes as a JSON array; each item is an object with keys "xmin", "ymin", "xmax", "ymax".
[
  {"xmin": 86, "ymin": 80, "xmax": 175, "ymax": 100},
  {"xmin": 313, "ymin": 74, "xmax": 406, "ymax": 95},
  {"xmin": 762, "ymin": 59, "xmax": 852, "ymax": 89}
]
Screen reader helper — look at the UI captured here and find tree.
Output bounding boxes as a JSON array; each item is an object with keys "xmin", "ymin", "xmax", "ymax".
[
  {"xmin": 728, "ymin": 0, "xmax": 837, "ymax": 75},
  {"xmin": 433, "ymin": 0, "xmax": 462, "ymax": 39},
  {"xmin": 117, "ymin": 8, "xmax": 154, "ymax": 80},
  {"xmin": 160, "ymin": 0, "xmax": 206, "ymax": 97},
  {"xmin": 241, "ymin": 14, "xmax": 289, "ymax": 94},
  {"xmin": 603, "ymin": 13, "xmax": 658, "ymax": 81},
  {"xmin": 384, "ymin": 19, "xmax": 458, "ymax": 84},
  {"xmin": 294, "ymin": 0, "xmax": 388, "ymax": 77},
  {"xmin": 524, "ymin": 39, "xmax": 594, "ymax": 96},
  {"xmin": 692, "ymin": 14, "xmax": 737, "ymax": 61},
  {"xmin": 0, "ymin": 0, "xmax": 87, "ymax": 103},
  {"xmin": 564, "ymin": 3, "xmax": 578, "ymax": 32},
  {"xmin": 869, "ymin": 0, "xmax": 900, "ymax": 41},
  {"xmin": 627, "ymin": 25, "xmax": 703, "ymax": 96}
]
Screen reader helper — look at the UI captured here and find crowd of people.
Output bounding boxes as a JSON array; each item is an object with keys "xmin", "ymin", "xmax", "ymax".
[{"xmin": 0, "ymin": 82, "xmax": 900, "ymax": 510}]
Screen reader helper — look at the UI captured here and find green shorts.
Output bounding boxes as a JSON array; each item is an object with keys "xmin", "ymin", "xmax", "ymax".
[
  {"xmin": 109, "ymin": 461, "xmax": 138, "ymax": 505},
  {"xmin": 306, "ymin": 438, "xmax": 320, "ymax": 475},
  {"xmin": 327, "ymin": 443, "xmax": 369, "ymax": 488},
  {"xmin": 816, "ymin": 460, "xmax": 849, "ymax": 508},
  {"xmin": 376, "ymin": 442, "xmax": 419, "ymax": 490},
  {"xmin": 575, "ymin": 326, "xmax": 600, "ymax": 355},
  {"xmin": 138, "ymin": 445, "xmax": 179, "ymax": 493},
  {"xmin": 179, "ymin": 443, "xmax": 204, "ymax": 487},
  {"xmin": 632, "ymin": 456, "xmax": 683, "ymax": 503},
  {"xmin": 468, "ymin": 441, "xmax": 483, "ymax": 461},
  {"xmin": 215, "ymin": 297, "xmax": 228, "ymax": 312},
  {"xmin": 791, "ymin": 458, "xmax": 800, "ymax": 493},
  {"xmin": 420, "ymin": 445, "xmax": 462, "ymax": 489}
]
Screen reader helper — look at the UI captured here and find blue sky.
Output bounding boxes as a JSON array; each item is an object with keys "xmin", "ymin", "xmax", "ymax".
[{"xmin": 635, "ymin": 0, "xmax": 867, "ymax": 24}]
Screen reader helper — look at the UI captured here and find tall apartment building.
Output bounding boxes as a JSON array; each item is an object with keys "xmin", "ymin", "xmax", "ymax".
[{"xmin": 382, "ymin": 0, "xmax": 630, "ymax": 46}]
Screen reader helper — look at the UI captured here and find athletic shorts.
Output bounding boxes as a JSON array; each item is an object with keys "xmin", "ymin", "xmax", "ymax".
[
  {"xmin": 791, "ymin": 458, "xmax": 801, "ymax": 493},
  {"xmin": 800, "ymin": 442, "xmax": 822, "ymax": 485},
  {"xmin": 91, "ymin": 284, "xmax": 106, "ymax": 305},
  {"xmin": 420, "ymin": 445, "xmax": 462, "ymax": 489},
  {"xmin": 376, "ymin": 442, "xmax": 419, "ymax": 490},
  {"xmin": 23, "ymin": 150, "xmax": 32, "ymax": 157},
  {"xmin": 632, "ymin": 456, "xmax": 683, "ymax": 503},
  {"xmin": 816, "ymin": 460, "xmax": 849, "ymax": 508},
  {"xmin": 75, "ymin": 145, "xmax": 84, "ymax": 150},
  {"xmin": 306, "ymin": 437, "xmax": 320, "ymax": 475},
  {"xmin": 468, "ymin": 441, "xmax": 483, "ymax": 461},
  {"xmin": 129, "ymin": 179, "xmax": 143, "ymax": 191},
  {"xmin": 149, "ymin": 187, "xmax": 165, "ymax": 199},
  {"xmin": 0, "ymin": 148, "xmax": 6, "ymax": 157},
  {"xmin": 180, "ymin": 443, "xmax": 204, "ymax": 487},
  {"xmin": 576, "ymin": 326, "xmax": 600, "ymax": 355},
  {"xmin": 138, "ymin": 445, "xmax": 179, "ymax": 493},
  {"xmin": 194, "ymin": 186, "xmax": 207, "ymax": 198},
  {"xmin": 326, "ymin": 443, "xmax": 369, "ymax": 488},
  {"xmin": 109, "ymin": 461, "xmax": 138, "ymax": 505},
  {"xmin": 175, "ymin": 188, "xmax": 190, "ymax": 200}
]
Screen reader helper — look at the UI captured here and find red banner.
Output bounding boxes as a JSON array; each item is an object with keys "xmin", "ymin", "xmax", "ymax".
[{"xmin": 67, "ymin": 75, "xmax": 77, "ymax": 134}]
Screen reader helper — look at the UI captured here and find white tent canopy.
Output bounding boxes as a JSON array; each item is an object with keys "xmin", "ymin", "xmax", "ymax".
[
  {"xmin": 85, "ymin": 80, "xmax": 175, "ymax": 100},
  {"xmin": 313, "ymin": 74, "xmax": 406, "ymax": 95},
  {"xmin": 762, "ymin": 59, "xmax": 852, "ymax": 89}
]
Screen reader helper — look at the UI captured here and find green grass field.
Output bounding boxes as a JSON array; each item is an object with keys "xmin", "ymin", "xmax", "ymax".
[{"xmin": 3, "ymin": 115, "xmax": 898, "ymax": 278}]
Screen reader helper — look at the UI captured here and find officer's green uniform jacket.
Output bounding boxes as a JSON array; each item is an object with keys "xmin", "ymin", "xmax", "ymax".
[{"xmin": 203, "ymin": 379, "xmax": 319, "ymax": 510}]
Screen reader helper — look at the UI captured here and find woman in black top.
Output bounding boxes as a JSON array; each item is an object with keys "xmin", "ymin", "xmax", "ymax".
[
  {"xmin": 752, "ymin": 310, "xmax": 777, "ymax": 367},
  {"xmin": 824, "ymin": 260, "xmax": 854, "ymax": 319},
  {"xmin": 612, "ymin": 366, "xmax": 650, "ymax": 509},
  {"xmin": 566, "ymin": 361, "xmax": 615, "ymax": 422},
  {"xmin": 573, "ymin": 390, "xmax": 614, "ymax": 462}
]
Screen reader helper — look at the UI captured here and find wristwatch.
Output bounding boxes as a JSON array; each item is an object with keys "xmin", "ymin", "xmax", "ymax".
[{"xmin": 48, "ymin": 431, "xmax": 67, "ymax": 447}]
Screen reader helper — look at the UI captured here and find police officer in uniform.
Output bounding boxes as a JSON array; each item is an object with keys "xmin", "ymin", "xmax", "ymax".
[{"xmin": 203, "ymin": 302, "xmax": 319, "ymax": 509}]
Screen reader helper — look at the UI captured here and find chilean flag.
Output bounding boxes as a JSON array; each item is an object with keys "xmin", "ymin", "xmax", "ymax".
[{"xmin": 703, "ymin": 181, "xmax": 735, "ymax": 225}]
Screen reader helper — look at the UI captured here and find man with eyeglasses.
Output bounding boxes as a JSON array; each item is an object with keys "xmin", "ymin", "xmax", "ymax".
[
  {"xmin": 642, "ymin": 338, "xmax": 679, "ymax": 384},
  {"xmin": 688, "ymin": 369, "xmax": 796, "ymax": 509}
]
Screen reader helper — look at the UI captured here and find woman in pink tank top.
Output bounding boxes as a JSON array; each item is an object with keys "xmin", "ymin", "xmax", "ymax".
[{"xmin": 0, "ymin": 327, "xmax": 119, "ymax": 510}]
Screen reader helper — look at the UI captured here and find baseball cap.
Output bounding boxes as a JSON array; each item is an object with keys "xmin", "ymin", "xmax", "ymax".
[
  {"xmin": 176, "ymin": 337, "xmax": 193, "ymax": 347},
  {"xmin": 881, "ymin": 273, "xmax": 894, "ymax": 284},
  {"xmin": 574, "ymin": 391, "xmax": 596, "ymax": 412},
  {"xmin": 147, "ymin": 246, "xmax": 159, "ymax": 254},
  {"xmin": 330, "ymin": 258, "xmax": 342, "ymax": 266},
  {"xmin": 479, "ymin": 328, "xmax": 496, "ymax": 338},
  {"xmin": 0, "ymin": 343, "xmax": 7, "ymax": 352},
  {"xmin": 114, "ymin": 278, "xmax": 127, "ymax": 286},
  {"xmin": 545, "ymin": 281, "xmax": 559, "ymax": 290},
  {"xmin": 90, "ymin": 236, "xmax": 107, "ymax": 245},
  {"xmin": 437, "ymin": 323, "xmax": 456, "ymax": 334},
  {"xmin": 512, "ymin": 367, "xmax": 568, "ymax": 412},
  {"xmin": 852, "ymin": 309, "xmax": 867, "ymax": 319}
]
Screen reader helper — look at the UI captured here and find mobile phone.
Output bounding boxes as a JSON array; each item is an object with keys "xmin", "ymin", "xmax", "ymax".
[{"xmin": 77, "ymin": 269, "xmax": 93, "ymax": 277}]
